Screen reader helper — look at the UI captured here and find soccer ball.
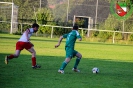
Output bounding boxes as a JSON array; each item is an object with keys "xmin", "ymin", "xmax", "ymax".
[{"xmin": 92, "ymin": 67, "xmax": 99, "ymax": 73}]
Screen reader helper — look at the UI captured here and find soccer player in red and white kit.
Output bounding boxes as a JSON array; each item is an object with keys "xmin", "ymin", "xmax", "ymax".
[{"xmin": 5, "ymin": 23, "xmax": 41, "ymax": 69}]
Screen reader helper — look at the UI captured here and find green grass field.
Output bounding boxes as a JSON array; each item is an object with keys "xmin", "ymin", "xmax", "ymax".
[{"xmin": 0, "ymin": 34, "xmax": 133, "ymax": 88}]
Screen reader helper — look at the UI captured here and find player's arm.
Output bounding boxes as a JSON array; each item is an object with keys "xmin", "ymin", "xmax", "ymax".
[
  {"xmin": 25, "ymin": 29, "xmax": 30, "ymax": 41},
  {"xmin": 76, "ymin": 31, "xmax": 82, "ymax": 41},
  {"xmin": 78, "ymin": 37, "xmax": 82, "ymax": 41},
  {"xmin": 55, "ymin": 36, "xmax": 63, "ymax": 48}
]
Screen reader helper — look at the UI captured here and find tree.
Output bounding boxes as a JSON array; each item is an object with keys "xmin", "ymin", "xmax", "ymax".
[{"xmin": 35, "ymin": 8, "xmax": 55, "ymax": 34}]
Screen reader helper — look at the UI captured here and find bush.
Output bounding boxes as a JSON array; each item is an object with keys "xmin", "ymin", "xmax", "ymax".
[
  {"xmin": 129, "ymin": 34, "xmax": 133, "ymax": 41},
  {"xmin": 13, "ymin": 31, "xmax": 22, "ymax": 35}
]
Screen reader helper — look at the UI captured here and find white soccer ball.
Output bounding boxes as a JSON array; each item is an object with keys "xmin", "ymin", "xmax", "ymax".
[{"xmin": 92, "ymin": 67, "xmax": 99, "ymax": 73}]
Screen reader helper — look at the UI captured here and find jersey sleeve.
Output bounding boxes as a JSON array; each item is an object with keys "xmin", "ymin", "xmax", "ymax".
[
  {"xmin": 63, "ymin": 34, "xmax": 68, "ymax": 38},
  {"xmin": 75, "ymin": 31, "xmax": 81, "ymax": 38},
  {"xmin": 29, "ymin": 28, "xmax": 34, "ymax": 33}
]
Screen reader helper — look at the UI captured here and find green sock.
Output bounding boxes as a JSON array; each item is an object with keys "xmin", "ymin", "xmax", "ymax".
[
  {"xmin": 74, "ymin": 58, "xmax": 81, "ymax": 69},
  {"xmin": 60, "ymin": 61, "xmax": 67, "ymax": 70}
]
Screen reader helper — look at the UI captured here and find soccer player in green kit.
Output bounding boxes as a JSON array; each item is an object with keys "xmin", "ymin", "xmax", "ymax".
[{"xmin": 55, "ymin": 25, "xmax": 82, "ymax": 74}]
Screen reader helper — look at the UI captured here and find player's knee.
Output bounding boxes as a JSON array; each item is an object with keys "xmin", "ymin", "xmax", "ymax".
[
  {"xmin": 14, "ymin": 54, "xmax": 19, "ymax": 58},
  {"xmin": 65, "ymin": 60, "xmax": 70, "ymax": 63},
  {"xmin": 65, "ymin": 58, "xmax": 71, "ymax": 63},
  {"xmin": 79, "ymin": 54, "xmax": 82, "ymax": 58},
  {"xmin": 77, "ymin": 53, "xmax": 82, "ymax": 58},
  {"xmin": 31, "ymin": 51, "xmax": 36, "ymax": 56},
  {"xmin": 32, "ymin": 51, "xmax": 36, "ymax": 54}
]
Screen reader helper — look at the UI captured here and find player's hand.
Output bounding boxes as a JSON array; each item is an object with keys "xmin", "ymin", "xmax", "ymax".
[
  {"xmin": 78, "ymin": 38, "xmax": 82, "ymax": 41},
  {"xmin": 55, "ymin": 44, "xmax": 60, "ymax": 48},
  {"xmin": 27, "ymin": 38, "xmax": 30, "ymax": 41}
]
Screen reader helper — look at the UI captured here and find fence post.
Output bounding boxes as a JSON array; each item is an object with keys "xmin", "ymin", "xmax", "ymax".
[
  {"xmin": 51, "ymin": 26, "xmax": 54, "ymax": 38},
  {"xmin": 20, "ymin": 23, "xmax": 23, "ymax": 34},
  {"xmin": 10, "ymin": 2, "xmax": 14, "ymax": 34},
  {"xmin": 113, "ymin": 31, "xmax": 115, "ymax": 44},
  {"xmin": 82, "ymin": 29, "xmax": 83, "ymax": 36}
]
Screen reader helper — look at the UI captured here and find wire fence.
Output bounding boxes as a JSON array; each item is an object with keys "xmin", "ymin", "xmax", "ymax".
[
  {"xmin": 31, "ymin": 24, "xmax": 133, "ymax": 44},
  {"xmin": 1, "ymin": 0, "xmax": 133, "ymax": 31},
  {"xmin": 1, "ymin": 0, "xmax": 133, "ymax": 44}
]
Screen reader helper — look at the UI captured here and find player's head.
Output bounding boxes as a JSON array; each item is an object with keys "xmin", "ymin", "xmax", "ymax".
[
  {"xmin": 32, "ymin": 23, "xmax": 39, "ymax": 33},
  {"xmin": 72, "ymin": 25, "xmax": 79, "ymax": 30}
]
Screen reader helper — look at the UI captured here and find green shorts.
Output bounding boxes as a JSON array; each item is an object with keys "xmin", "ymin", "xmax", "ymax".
[{"xmin": 65, "ymin": 47, "xmax": 78, "ymax": 58}]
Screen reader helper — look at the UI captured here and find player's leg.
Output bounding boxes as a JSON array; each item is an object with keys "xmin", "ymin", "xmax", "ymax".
[
  {"xmin": 72, "ymin": 50, "xmax": 82, "ymax": 72},
  {"xmin": 58, "ymin": 47, "xmax": 72, "ymax": 73},
  {"xmin": 27, "ymin": 47, "xmax": 40, "ymax": 69},
  {"xmin": 5, "ymin": 42, "xmax": 22, "ymax": 64},
  {"xmin": 59, "ymin": 57, "xmax": 71, "ymax": 69},
  {"xmin": 58, "ymin": 57, "xmax": 71, "ymax": 74},
  {"xmin": 5, "ymin": 50, "xmax": 21, "ymax": 64},
  {"xmin": 74, "ymin": 51, "xmax": 82, "ymax": 69}
]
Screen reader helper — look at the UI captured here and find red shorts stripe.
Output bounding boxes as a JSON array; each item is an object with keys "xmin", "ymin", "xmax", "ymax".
[{"xmin": 16, "ymin": 41, "xmax": 33, "ymax": 50}]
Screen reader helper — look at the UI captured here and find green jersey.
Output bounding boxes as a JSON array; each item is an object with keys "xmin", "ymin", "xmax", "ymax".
[{"xmin": 63, "ymin": 30, "xmax": 81, "ymax": 49}]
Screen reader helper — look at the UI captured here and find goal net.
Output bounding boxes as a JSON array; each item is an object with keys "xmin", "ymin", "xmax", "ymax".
[
  {"xmin": 73, "ymin": 15, "xmax": 93, "ymax": 37},
  {"xmin": 0, "ymin": 2, "xmax": 18, "ymax": 33}
]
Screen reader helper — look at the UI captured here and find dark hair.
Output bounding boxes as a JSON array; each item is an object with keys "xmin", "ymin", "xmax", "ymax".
[
  {"xmin": 32, "ymin": 23, "xmax": 39, "ymax": 28},
  {"xmin": 73, "ymin": 25, "xmax": 79, "ymax": 30}
]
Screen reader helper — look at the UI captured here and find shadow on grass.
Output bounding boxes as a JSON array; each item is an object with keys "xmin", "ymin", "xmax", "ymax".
[
  {"xmin": 0, "ymin": 53, "xmax": 133, "ymax": 74},
  {"xmin": 0, "ymin": 53, "xmax": 133, "ymax": 88}
]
